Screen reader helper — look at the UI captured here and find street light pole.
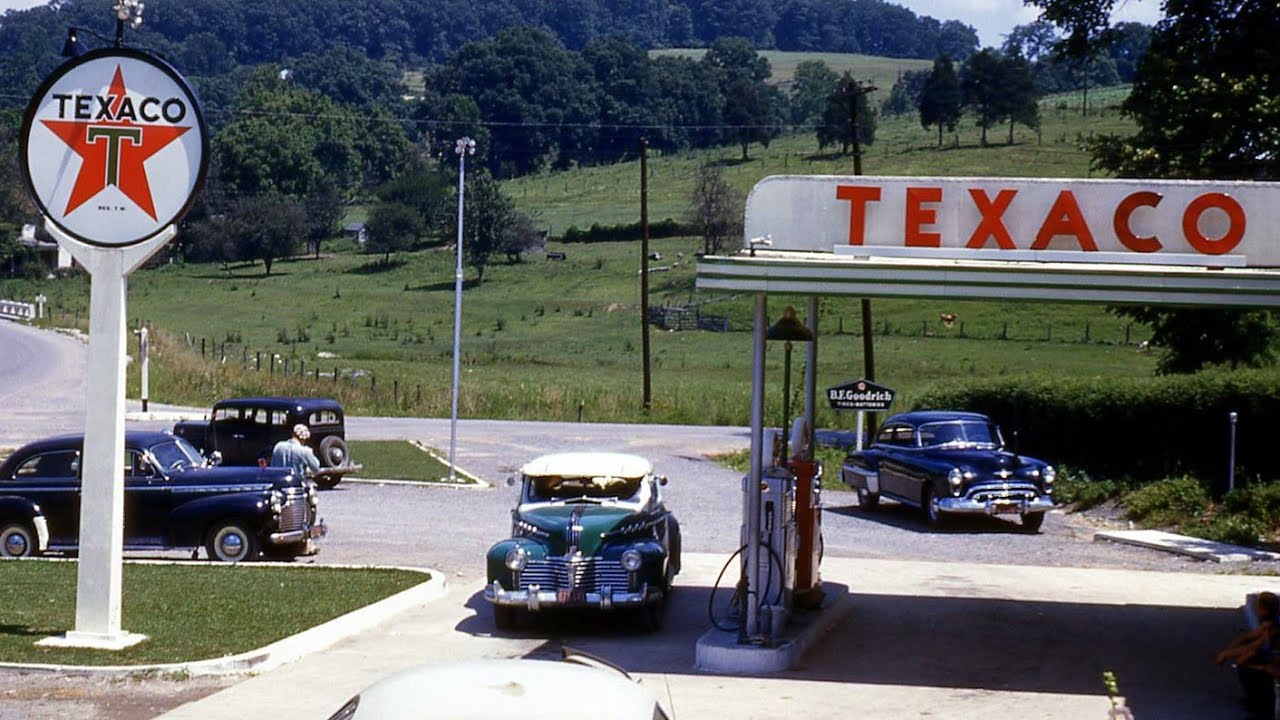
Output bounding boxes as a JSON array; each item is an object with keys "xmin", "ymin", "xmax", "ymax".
[{"xmin": 449, "ymin": 137, "xmax": 475, "ymax": 482}]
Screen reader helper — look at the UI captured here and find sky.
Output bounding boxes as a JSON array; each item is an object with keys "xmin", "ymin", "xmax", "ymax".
[{"xmin": 0, "ymin": 0, "xmax": 1165, "ymax": 50}]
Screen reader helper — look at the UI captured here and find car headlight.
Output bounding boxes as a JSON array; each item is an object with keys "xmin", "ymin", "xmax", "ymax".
[
  {"xmin": 620, "ymin": 549, "xmax": 644, "ymax": 572},
  {"xmin": 505, "ymin": 546, "xmax": 528, "ymax": 571},
  {"xmin": 269, "ymin": 490, "xmax": 284, "ymax": 514},
  {"xmin": 947, "ymin": 468, "xmax": 963, "ymax": 497},
  {"xmin": 1043, "ymin": 465, "xmax": 1056, "ymax": 493}
]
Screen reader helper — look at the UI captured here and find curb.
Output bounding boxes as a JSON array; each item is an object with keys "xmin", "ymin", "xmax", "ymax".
[
  {"xmin": 1094, "ymin": 529, "xmax": 1280, "ymax": 563},
  {"xmin": 0, "ymin": 562, "xmax": 446, "ymax": 677}
]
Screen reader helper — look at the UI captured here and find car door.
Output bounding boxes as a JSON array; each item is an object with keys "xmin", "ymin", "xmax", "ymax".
[
  {"xmin": 123, "ymin": 449, "xmax": 169, "ymax": 546},
  {"xmin": 211, "ymin": 404, "xmax": 254, "ymax": 465},
  {"xmin": 876, "ymin": 425, "xmax": 918, "ymax": 502},
  {"xmin": 8, "ymin": 449, "xmax": 82, "ymax": 545}
]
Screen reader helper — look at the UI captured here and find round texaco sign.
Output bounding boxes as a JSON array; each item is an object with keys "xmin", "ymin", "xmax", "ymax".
[{"xmin": 21, "ymin": 48, "xmax": 208, "ymax": 248}]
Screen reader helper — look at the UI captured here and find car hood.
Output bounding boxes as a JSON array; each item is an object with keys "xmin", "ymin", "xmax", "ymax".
[
  {"xmin": 944, "ymin": 449, "xmax": 1040, "ymax": 476},
  {"xmin": 518, "ymin": 504, "xmax": 636, "ymax": 555},
  {"xmin": 172, "ymin": 465, "xmax": 298, "ymax": 489}
]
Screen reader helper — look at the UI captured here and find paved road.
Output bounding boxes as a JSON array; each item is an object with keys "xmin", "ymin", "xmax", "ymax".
[{"xmin": 0, "ymin": 321, "xmax": 86, "ymax": 449}]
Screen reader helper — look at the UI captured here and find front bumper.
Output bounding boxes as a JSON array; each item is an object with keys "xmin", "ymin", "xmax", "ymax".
[
  {"xmin": 484, "ymin": 580, "xmax": 662, "ymax": 611},
  {"xmin": 268, "ymin": 519, "xmax": 327, "ymax": 545},
  {"xmin": 937, "ymin": 495, "xmax": 1055, "ymax": 516}
]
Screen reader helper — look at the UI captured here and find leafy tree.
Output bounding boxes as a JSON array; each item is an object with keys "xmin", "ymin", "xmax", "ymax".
[
  {"xmin": 789, "ymin": 60, "xmax": 839, "ymax": 126},
  {"xmin": 429, "ymin": 27, "xmax": 599, "ymax": 177},
  {"xmin": 365, "ymin": 203, "xmax": 423, "ymax": 264},
  {"xmin": 229, "ymin": 195, "xmax": 307, "ymax": 276},
  {"xmin": 688, "ymin": 163, "xmax": 743, "ymax": 256},
  {"xmin": 998, "ymin": 52, "xmax": 1040, "ymax": 145},
  {"xmin": 817, "ymin": 72, "xmax": 876, "ymax": 157},
  {"xmin": 702, "ymin": 36, "xmax": 771, "ymax": 87},
  {"xmin": 1002, "ymin": 20, "xmax": 1059, "ymax": 64},
  {"xmin": 462, "ymin": 171, "xmax": 528, "ymax": 284},
  {"xmin": 212, "ymin": 68, "xmax": 362, "ymax": 199},
  {"xmin": 1112, "ymin": 307, "xmax": 1278, "ymax": 374},
  {"xmin": 960, "ymin": 49, "xmax": 1006, "ymax": 146},
  {"xmin": 582, "ymin": 35, "xmax": 654, "ymax": 162},
  {"xmin": 722, "ymin": 77, "xmax": 780, "ymax": 160},
  {"xmin": 305, "ymin": 181, "xmax": 344, "ymax": 259},
  {"xmin": 918, "ymin": 55, "xmax": 961, "ymax": 146},
  {"xmin": 378, "ymin": 163, "xmax": 454, "ymax": 239},
  {"xmin": 648, "ymin": 55, "xmax": 722, "ymax": 151},
  {"xmin": 881, "ymin": 68, "xmax": 928, "ymax": 116},
  {"xmin": 1106, "ymin": 21, "xmax": 1151, "ymax": 83},
  {"xmin": 1034, "ymin": 0, "xmax": 1280, "ymax": 372},
  {"xmin": 290, "ymin": 45, "xmax": 405, "ymax": 112}
]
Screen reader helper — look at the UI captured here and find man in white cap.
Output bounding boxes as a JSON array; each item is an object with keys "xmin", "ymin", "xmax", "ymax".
[{"xmin": 271, "ymin": 423, "xmax": 321, "ymax": 479}]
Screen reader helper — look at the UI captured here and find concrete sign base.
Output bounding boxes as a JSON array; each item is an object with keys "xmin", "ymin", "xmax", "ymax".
[
  {"xmin": 44, "ymin": 220, "xmax": 175, "ymax": 649},
  {"xmin": 36, "ymin": 630, "xmax": 148, "ymax": 651}
]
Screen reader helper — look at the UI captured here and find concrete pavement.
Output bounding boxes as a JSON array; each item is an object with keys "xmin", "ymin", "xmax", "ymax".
[{"xmin": 157, "ymin": 553, "xmax": 1267, "ymax": 720}]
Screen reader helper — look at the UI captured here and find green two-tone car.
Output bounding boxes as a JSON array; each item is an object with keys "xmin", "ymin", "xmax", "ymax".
[{"xmin": 484, "ymin": 452, "xmax": 681, "ymax": 631}]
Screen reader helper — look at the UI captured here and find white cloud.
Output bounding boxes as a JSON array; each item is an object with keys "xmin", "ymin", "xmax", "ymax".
[{"xmin": 0, "ymin": 0, "xmax": 46, "ymax": 14}]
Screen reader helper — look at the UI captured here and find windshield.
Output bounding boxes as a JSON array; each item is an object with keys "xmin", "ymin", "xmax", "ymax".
[
  {"xmin": 917, "ymin": 421, "xmax": 1001, "ymax": 449},
  {"xmin": 149, "ymin": 438, "xmax": 204, "ymax": 471},
  {"xmin": 528, "ymin": 475, "xmax": 642, "ymax": 502}
]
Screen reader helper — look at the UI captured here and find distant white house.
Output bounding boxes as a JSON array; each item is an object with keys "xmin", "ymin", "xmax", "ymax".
[{"xmin": 18, "ymin": 224, "xmax": 71, "ymax": 270}]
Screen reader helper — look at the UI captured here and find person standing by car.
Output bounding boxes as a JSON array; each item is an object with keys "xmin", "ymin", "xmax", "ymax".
[
  {"xmin": 271, "ymin": 424, "xmax": 321, "ymax": 479},
  {"xmin": 1216, "ymin": 591, "xmax": 1280, "ymax": 720}
]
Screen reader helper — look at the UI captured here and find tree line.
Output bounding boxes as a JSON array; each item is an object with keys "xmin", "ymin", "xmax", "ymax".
[{"xmin": 0, "ymin": 0, "xmax": 976, "ymax": 106}]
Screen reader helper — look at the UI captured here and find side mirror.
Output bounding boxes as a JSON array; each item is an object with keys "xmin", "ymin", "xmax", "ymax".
[
  {"xmin": 505, "ymin": 474, "xmax": 518, "ymax": 488},
  {"xmin": 209, "ymin": 451, "xmax": 223, "ymax": 466}
]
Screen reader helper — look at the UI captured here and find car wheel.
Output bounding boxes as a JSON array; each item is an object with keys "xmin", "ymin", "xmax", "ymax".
[
  {"xmin": 1021, "ymin": 511, "xmax": 1046, "ymax": 533},
  {"xmin": 856, "ymin": 487, "xmax": 880, "ymax": 510},
  {"xmin": 924, "ymin": 488, "xmax": 947, "ymax": 528},
  {"xmin": 317, "ymin": 436, "xmax": 349, "ymax": 469},
  {"xmin": 314, "ymin": 473, "xmax": 341, "ymax": 491},
  {"xmin": 639, "ymin": 594, "xmax": 666, "ymax": 633},
  {"xmin": 493, "ymin": 604, "xmax": 519, "ymax": 631},
  {"xmin": 0, "ymin": 523, "xmax": 37, "ymax": 558},
  {"xmin": 206, "ymin": 523, "xmax": 260, "ymax": 563}
]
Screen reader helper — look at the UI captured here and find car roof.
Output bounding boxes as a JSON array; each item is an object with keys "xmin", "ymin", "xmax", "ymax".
[
  {"xmin": 348, "ymin": 659, "xmax": 660, "ymax": 719},
  {"xmin": 213, "ymin": 397, "xmax": 343, "ymax": 412},
  {"xmin": 521, "ymin": 452, "xmax": 653, "ymax": 479},
  {"xmin": 885, "ymin": 410, "xmax": 992, "ymax": 426},
  {"xmin": 10, "ymin": 430, "xmax": 182, "ymax": 452}
]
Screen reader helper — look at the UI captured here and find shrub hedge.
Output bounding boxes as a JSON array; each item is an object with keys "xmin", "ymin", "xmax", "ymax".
[
  {"xmin": 559, "ymin": 218, "xmax": 692, "ymax": 243},
  {"xmin": 912, "ymin": 369, "xmax": 1280, "ymax": 487}
]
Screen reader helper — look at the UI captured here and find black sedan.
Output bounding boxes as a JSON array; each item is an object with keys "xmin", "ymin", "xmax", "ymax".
[
  {"xmin": 0, "ymin": 430, "xmax": 325, "ymax": 561},
  {"xmin": 841, "ymin": 411, "xmax": 1056, "ymax": 531}
]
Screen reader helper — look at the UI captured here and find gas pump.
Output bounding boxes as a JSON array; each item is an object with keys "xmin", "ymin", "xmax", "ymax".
[
  {"xmin": 786, "ymin": 418, "xmax": 824, "ymax": 609},
  {"xmin": 741, "ymin": 429, "xmax": 798, "ymax": 643}
]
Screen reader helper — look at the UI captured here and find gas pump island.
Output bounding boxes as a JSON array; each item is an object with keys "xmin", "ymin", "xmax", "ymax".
[{"xmin": 19, "ymin": 11, "xmax": 207, "ymax": 648}]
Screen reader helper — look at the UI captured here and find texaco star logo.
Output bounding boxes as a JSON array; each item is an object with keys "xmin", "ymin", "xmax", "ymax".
[
  {"xmin": 21, "ymin": 48, "xmax": 207, "ymax": 248},
  {"xmin": 40, "ymin": 65, "xmax": 192, "ymax": 221}
]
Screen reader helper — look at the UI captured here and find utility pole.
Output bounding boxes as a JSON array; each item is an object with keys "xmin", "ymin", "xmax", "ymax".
[
  {"xmin": 640, "ymin": 138, "xmax": 652, "ymax": 410},
  {"xmin": 847, "ymin": 78, "xmax": 879, "ymax": 433}
]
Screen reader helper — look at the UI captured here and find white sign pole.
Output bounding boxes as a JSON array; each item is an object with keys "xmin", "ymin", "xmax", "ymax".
[
  {"xmin": 138, "ymin": 325, "xmax": 149, "ymax": 413},
  {"xmin": 37, "ymin": 222, "xmax": 175, "ymax": 650},
  {"xmin": 856, "ymin": 411, "xmax": 865, "ymax": 451}
]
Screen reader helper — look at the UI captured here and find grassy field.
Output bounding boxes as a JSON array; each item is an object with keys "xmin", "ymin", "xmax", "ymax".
[
  {"xmin": 650, "ymin": 48, "xmax": 931, "ymax": 94},
  {"xmin": 503, "ymin": 87, "xmax": 1132, "ymax": 233},
  {"xmin": 0, "ymin": 561, "xmax": 424, "ymax": 665},
  {"xmin": 0, "ymin": 83, "xmax": 1165, "ymax": 429}
]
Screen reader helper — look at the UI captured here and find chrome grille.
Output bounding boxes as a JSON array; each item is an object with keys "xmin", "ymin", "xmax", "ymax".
[
  {"xmin": 519, "ymin": 557, "xmax": 630, "ymax": 592},
  {"xmin": 968, "ymin": 483, "xmax": 1039, "ymax": 504},
  {"xmin": 278, "ymin": 488, "xmax": 310, "ymax": 532}
]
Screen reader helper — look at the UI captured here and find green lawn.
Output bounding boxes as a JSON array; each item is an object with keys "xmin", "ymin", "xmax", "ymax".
[
  {"xmin": 0, "ymin": 561, "xmax": 425, "ymax": 666},
  {"xmin": 650, "ymin": 48, "xmax": 931, "ymax": 96},
  {"xmin": 349, "ymin": 440, "xmax": 477, "ymax": 484}
]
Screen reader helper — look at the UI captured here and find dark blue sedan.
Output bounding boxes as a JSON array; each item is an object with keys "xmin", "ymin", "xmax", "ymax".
[
  {"xmin": 0, "ymin": 430, "xmax": 325, "ymax": 561},
  {"xmin": 841, "ymin": 411, "xmax": 1056, "ymax": 531}
]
